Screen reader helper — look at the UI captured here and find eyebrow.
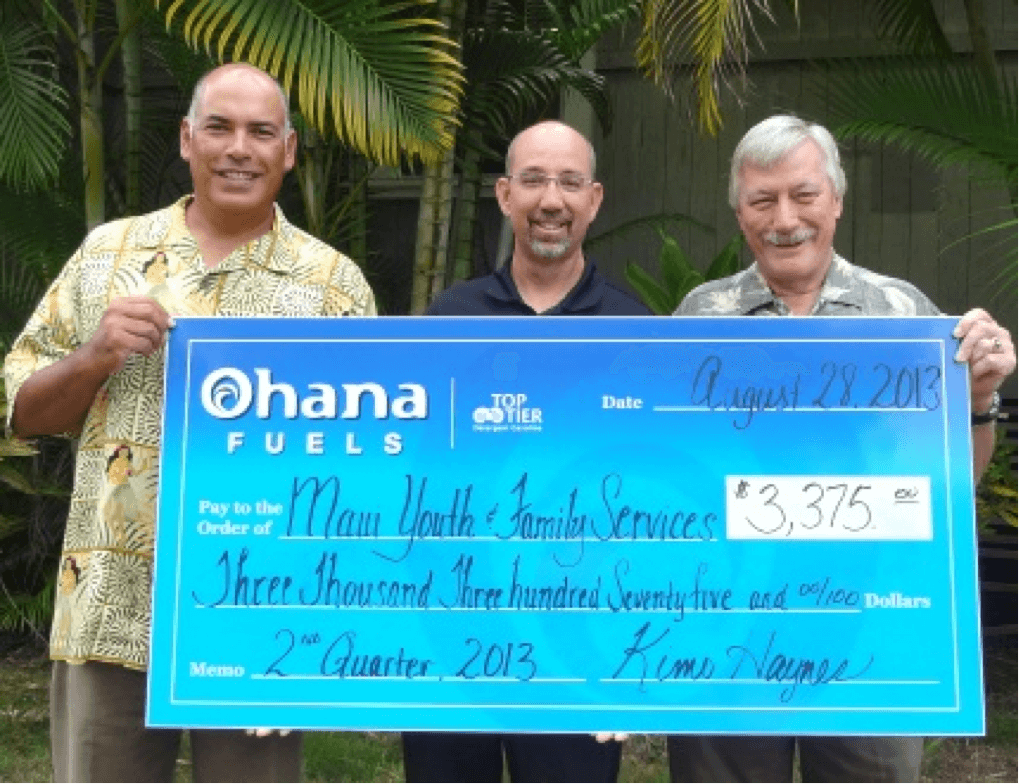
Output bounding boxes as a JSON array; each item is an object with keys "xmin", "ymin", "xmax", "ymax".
[
  {"xmin": 746, "ymin": 180, "xmax": 822, "ymax": 197},
  {"xmin": 201, "ymin": 115, "xmax": 281, "ymax": 131}
]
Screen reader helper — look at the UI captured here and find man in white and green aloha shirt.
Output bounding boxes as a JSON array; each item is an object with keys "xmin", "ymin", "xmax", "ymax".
[{"xmin": 669, "ymin": 114, "xmax": 1015, "ymax": 783}]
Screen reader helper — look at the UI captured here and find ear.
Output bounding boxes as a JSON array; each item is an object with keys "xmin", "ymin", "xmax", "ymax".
[
  {"xmin": 495, "ymin": 177, "xmax": 512, "ymax": 217},
  {"xmin": 833, "ymin": 194, "xmax": 843, "ymax": 221},
  {"xmin": 283, "ymin": 129, "xmax": 297, "ymax": 171},
  {"xmin": 180, "ymin": 119, "xmax": 193, "ymax": 162},
  {"xmin": 588, "ymin": 181, "xmax": 604, "ymax": 221}
]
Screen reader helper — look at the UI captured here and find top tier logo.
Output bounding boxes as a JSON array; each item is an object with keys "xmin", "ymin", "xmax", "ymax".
[
  {"xmin": 472, "ymin": 392, "xmax": 543, "ymax": 433},
  {"xmin": 200, "ymin": 367, "xmax": 428, "ymax": 420}
]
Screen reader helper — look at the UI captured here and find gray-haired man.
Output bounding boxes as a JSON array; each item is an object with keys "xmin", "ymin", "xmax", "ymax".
[{"xmin": 669, "ymin": 114, "xmax": 1015, "ymax": 782}]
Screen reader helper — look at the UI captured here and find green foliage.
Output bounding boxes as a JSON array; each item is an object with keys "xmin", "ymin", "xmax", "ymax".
[
  {"xmin": 157, "ymin": 0, "xmax": 464, "ymax": 165},
  {"xmin": 635, "ymin": 0, "xmax": 780, "ymax": 135},
  {"xmin": 460, "ymin": 0, "xmax": 640, "ymax": 150},
  {"xmin": 866, "ymin": 0, "xmax": 952, "ymax": 57},
  {"xmin": 543, "ymin": 0, "xmax": 641, "ymax": 61},
  {"xmin": 625, "ymin": 230, "xmax": 744, "ymax": 315},
  {"xmin": 0, "ymin": 17, "xmax": 71, "ymax": 191},
  {"xmin": 0, "ymin": 377, "xmax": 70, "ymax": 634},
  {"xmin": 463, "ymin": 27, "xmax": 610, "ymax": 143},
  {"xmin": 825, "ymin": 58, "xmax": 1017, "ymax": 300},
  {"xmin": 827, "ymin": 60, "xmax": 1016, "ymax": 185},
  {"xmin": 0, "ymin": 576, "xmax": 53, "ymax": 635},
  {"xmin": 976, "ymin": 427, "xmax": 1018, "ymax": 531}
]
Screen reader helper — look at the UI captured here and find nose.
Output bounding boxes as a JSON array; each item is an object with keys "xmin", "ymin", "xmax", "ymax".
[
  {"xmin": 537, "ymin": 178, "xmax": 566, "ymax": 209},
  {"xmin": 773, "ymin": 196, "xmax": 798, "ymax": 230},
  {"xmin": 225, "ymin": 129, "xmax": 251, "ymax": 158}
]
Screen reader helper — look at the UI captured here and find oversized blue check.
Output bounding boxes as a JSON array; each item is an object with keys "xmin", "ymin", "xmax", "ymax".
[{"xmin": 148, "ymin": 316, "xmax": 984, "ymax": 734}]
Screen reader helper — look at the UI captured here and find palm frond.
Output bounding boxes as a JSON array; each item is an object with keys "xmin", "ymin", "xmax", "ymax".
[
  {"xmin": 635, "ymin": 0, "xmax": 777, "ymax": 135},
  {"xmin": 866, "ymin": 0, "xmax": 952, "ymax": 57},
  {"xmin": 0, "ymin": 20, "xmax": 71, "ymax": 191},
  {"xmin": 826, "ymin": 59, "xmax": 1016, "ymax": 184},
  {"xmin": 157, "ymin": 0, "xmax": 464, "ymax": 165},
  {"xmin": 543, "ymin": 0, "xmax": 642, "ymax": 61},
  {"xmin": 463, "ymin": 28, "xmax": 610, "ymax": 138}
]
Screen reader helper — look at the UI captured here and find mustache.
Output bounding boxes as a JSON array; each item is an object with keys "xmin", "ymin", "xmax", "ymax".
[{"xmin": 765, "ymin": 228, "xmax": 816, "ymax": 246}]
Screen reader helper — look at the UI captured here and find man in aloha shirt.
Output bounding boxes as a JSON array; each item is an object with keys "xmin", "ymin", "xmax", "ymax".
[
  {"xmin": 4, "ymin": 63, "xmax": 374, "ymax": 781},
  {"xmin": 669, "ymin": 114, "xmax": 1016, "ymax": 782}
]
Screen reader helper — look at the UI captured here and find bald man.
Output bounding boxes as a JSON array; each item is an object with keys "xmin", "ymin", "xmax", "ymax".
[
  {"xmin": 4, "ymin": 63, "xmax": 376, "ymax": 781},
  {"xmin": 402, "ymin": 121, "xmax": 648, "ymax": 782}
]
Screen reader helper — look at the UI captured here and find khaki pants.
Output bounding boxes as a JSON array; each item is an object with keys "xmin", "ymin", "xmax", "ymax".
[
  {"xmin": 50, "ymin": 661, "xmax": 302, "ymax": 782},
  {"xmin": 667, "ymin": 735, "xmax": 923, "ymax": 782}
]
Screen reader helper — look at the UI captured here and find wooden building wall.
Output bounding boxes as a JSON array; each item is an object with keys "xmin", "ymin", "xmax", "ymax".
[{"xmin": 589, "ymin": 0, "xmax": 1017, "ymax": 394}]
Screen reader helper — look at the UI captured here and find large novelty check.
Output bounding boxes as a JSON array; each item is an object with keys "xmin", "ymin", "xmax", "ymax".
[{"xmin": 148, "ymin": 316, "xmax": 984, "ymax": 735}]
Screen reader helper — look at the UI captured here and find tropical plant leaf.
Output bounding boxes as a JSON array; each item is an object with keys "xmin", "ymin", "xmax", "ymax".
[
  {"xmin": 658, "ymin": 230, "xmax": 697, "ymax": 296},
  {"xmin": 635, "ymin": 0, "xmax": 778, "ymax": 135},
  {"xmin": 624, "ymin": 261, "xmax": 674, "ymax": 314},
  {"xmin": 825, "ymin": 59, "xmax": 1017, "ymax": 184},
  {"xmin": 0, "ymin": 437, "xmax": 37, "ymax": 459},
  {"xmin": 0, "ymin": 575, "xmax": 54, "ymax": 634},
  {"xmin": 0, "ymin": 19, "xmax": 71, "ymax": 191},
  {"xmin": 585, "ymin": 212, "xmax": 713, "ymax": 253},
  {"xmin": 866, "ymin": 0, "xmax": 952, "ymax": 57},
  {"xmin": 705, "ymin": 232, "xmax": 745, "ymax": 279},
  {"xmin": 543, "ymin": 0, "xmax": 642, "ymax": 61},
  {"xmin": 0, "ymin": 462, "xmax": 38, "ymax": 494},
  {"xmin": 463, "ymin": 28, "xmax": 611, "ymax": 138},
  {"xmin": 157, "ymin": 0, "xmax": 464, "ymax": 165}
]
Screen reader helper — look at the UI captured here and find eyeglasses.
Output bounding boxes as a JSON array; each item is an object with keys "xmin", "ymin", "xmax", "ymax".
[{"xmin": 507, "ymin": 171, "xmax": 594, "ymax": 193}]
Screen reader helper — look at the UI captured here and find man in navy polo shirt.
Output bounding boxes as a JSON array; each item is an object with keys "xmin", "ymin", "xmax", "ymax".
[
  {"xmin": 402, "ymin": 121, "xmax": 647, "ymax": 782},
  {"xmin": 426, "ymin": 121, "xmax": 649, "ymax": 319}
]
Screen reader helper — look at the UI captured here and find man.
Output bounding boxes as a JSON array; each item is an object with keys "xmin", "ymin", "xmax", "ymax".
[
  {"xmin": 668, "ymin": 114, "xmax": 1016, "ymax": 782},
  {"xmin": 4, "ymin": 63, "xmax": 375, "ymax": 781},
  {"xmin": 402, "ymin": 120, "xmax": 648, "ymax": 782}
]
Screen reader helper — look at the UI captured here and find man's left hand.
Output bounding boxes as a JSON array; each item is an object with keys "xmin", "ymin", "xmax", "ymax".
[{"xmin": 953, "ymin": 308, "xmax": 1016, "ymax": 411}]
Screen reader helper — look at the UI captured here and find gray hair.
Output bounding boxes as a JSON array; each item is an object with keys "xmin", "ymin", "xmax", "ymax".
[
  {"xmin": 186, "ymin": 64, "xmax": 292, "ymax": 135},
  {"xmin": 729, "ymin": 114, "xmax": 846, "ymax": 208},
  {"xmin": 505, "ymin": 120, "xmax": 597, "ymax": 178}
]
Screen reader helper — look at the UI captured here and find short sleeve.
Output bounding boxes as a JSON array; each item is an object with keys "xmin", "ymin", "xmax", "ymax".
[{"xmin": 3, "ymin": 247, "xmax": 85, "ymax": 431}]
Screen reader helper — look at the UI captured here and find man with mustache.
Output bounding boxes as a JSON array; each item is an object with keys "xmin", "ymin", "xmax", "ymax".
[
  {"xmin": 669, "ymin": 114, "xmax": 1015, "ymax": 781},
  {"xmin": 4, "ymin": 63, "xmax": 375, "ymax": 781},
  {"xmin": 403, "ymin": 120, "xmax": 647, "ymax": 782}
]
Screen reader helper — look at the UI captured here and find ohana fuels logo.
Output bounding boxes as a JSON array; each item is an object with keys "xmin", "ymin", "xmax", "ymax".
[{"xmin": 471, "ymin": 393, "xmax": 543, "ymax": 433}]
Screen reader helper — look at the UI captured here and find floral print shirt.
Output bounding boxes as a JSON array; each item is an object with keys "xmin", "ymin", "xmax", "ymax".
[
  {"xmin": 4, "ymin": 196, "xmax": 375, "ymax": 669},
  {"xmin": 675, "ymin": 253, "xmax": 941, "ymax": 317}
]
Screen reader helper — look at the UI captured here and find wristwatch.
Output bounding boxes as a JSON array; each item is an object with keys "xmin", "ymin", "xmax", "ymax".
[{"xmin": 971, "ymin": 391, "xmax": 1001, "ymax": 426}]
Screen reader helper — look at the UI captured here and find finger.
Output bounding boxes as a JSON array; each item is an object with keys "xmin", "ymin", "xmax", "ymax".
[
  {"xmin": 969, "ymin": 349, "xmax": 1017, "ymax": 390},
  {"xmin": 954, "ymin": 318, "xmax": 1002, "ymax": 363},
  {"xmin": 107, "ymin": 297, "xmax": 173, "ymax": 334},
  {"xmin": 593, "ymin": 732, "xmax": 628, "ymax": 743},
  {"xmin": 952, "ymin": 308, "xmax": 991, "ymax": 340}
]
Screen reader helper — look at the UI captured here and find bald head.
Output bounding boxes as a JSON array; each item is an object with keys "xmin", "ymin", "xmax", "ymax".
[
  {"xmin": 505, "ymin": 121, "xmax": 596, "ymax": 178},
  {"xmin": 187, "ymin": 63, "xmax": 291, "ymax": 135}
]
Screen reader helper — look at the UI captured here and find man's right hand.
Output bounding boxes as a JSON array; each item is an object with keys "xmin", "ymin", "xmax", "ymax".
[
  {"xmin": 84, "ymin": 297, "xmax": 173, "ymax": 375},
  {"xmin": 10, "ymin": 297, "xmax": 171, "ymax": 437}
]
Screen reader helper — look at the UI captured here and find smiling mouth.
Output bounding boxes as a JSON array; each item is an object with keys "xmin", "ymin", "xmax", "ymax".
[
  {"xmin": 765, "ymin": 228, "xmax": 815, "ymax": 247},
  {"xmin": 217, "ymin": 170, "xmax": 260, "ymax": 181},
  {"xmin": 531, "ymin": 219, "xmax": 569, "ymax": 234}
]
